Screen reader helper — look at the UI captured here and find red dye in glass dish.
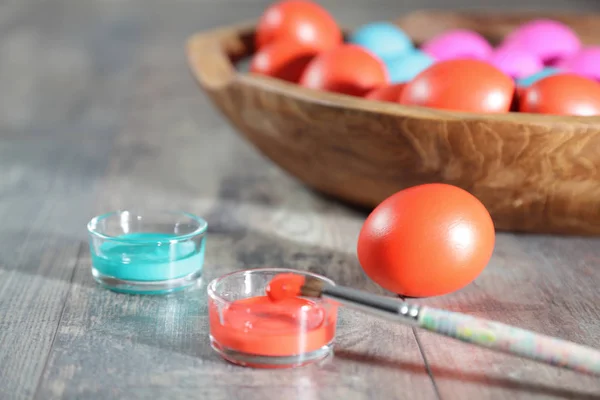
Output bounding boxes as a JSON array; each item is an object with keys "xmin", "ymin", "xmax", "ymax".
[{"xmin": 208, "ymin": 269, "xmax": 337, "ymax": 368}]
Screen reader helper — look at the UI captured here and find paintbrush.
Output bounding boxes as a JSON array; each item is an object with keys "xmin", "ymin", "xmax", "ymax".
[{"xmin": 300, "ymin": 276, "xmax": 600, "ymax": 376}]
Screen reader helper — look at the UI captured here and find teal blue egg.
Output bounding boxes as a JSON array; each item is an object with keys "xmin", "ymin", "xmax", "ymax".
[
  {"xmin": 349, "ymin": 22, "xmax": 413, "ymax": 62},
  {"xmin": 386, "ymin": 51, "xmax": 434, "ymax": 83},
  {"xmin": 516, "ymin": 67, "xmax": 562, "ymax": 87}
]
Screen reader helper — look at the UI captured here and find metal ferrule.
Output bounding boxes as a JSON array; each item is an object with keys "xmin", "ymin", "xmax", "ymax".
[{"xmin": 322, "ymin": 285, "xmax": 421, "ymax": 326}]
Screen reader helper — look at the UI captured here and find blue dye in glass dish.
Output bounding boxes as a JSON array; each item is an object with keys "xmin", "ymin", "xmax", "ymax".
[
  {"xmin": 92, "ymin": 233, "xmax": 205, "ymax": 281},
  {"xmin": 88, "ymin": 210, "xmax": 207, "ymax": 295}
]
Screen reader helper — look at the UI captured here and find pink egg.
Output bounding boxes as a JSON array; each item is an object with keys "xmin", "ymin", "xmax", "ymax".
[
  {"xmin": 421, "ymin": 29, "xmax": 493, "ymax": 61},
  {"xmin": 557, "ymin": 47, "xmax": 600, "ymax": 81},
  {"xmin": 489, "ymin": 46, "xmax": 543, "ymax": 79},
  {"xmin": 502, "ymin": 19, "xmax": 581, "ymax": 64}
]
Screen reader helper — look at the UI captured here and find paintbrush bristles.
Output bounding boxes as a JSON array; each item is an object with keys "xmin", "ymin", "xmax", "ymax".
[{"xmin": 300, "ymin": 276, "xmax": 326, "ymax": 298}]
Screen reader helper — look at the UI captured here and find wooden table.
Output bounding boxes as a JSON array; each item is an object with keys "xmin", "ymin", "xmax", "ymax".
[{"xmin": 1, "ymin": 0, "xmax": 600, "ymax": 399}]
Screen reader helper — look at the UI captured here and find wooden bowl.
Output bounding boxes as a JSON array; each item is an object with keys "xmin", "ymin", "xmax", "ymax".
[{"xmin": 186, "ymin": 10, "xmax": 600, "ymax": 236}]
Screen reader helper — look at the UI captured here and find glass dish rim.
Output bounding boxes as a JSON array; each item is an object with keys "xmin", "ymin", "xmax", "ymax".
[
  {"xmin": 207, "ymin": 267, "xmax": 336, "ymax": 305},
  {"xmin": 87, "ymin": 209, "xmax": 208, "ymax": 244}
]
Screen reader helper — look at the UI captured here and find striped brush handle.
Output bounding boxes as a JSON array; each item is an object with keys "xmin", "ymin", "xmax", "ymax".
[
  {"xmin": 320, "ymin": 284, "xmax": 600, "ymax": 376},
  {"xmin": 418, "ymin": 306, "xmax": 600, "ymax": 376}
]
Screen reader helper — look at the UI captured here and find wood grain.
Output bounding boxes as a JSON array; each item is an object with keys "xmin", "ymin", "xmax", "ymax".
[
  {"xmin": 1, "ymin": 1, "xmax": 600, "ymax": 399},
  {"xmin": 187, "ymin": 11, "xmax": 600, "ymax": 236},
  {"xmin": 34, "ymin": 45, "xmax": 436, "ymax": 400},
  {"xmin": 0, "ymin": 1, "xmax": 139, "ymax": 396},
  {"xmin": 413, "ymin": 234, "xmax": 600, "ymax": 398}
]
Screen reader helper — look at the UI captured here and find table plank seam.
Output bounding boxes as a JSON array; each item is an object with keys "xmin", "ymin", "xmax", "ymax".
[
  {"xmin": 413, "ymin": 327, "xmax": 443, "ymax": 400},
  {"xmin": 31, "ymin": 241, "xmax": 85, "ymax": 400}
]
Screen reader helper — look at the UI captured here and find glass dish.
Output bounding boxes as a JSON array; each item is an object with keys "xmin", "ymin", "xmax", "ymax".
[
  {"xmin": 208, "ymin": 268, "xmax": 338, "ymax": 369},
  {"xmin": 87, "ymin": 210, "xmax": 207, "ymax": 294}
]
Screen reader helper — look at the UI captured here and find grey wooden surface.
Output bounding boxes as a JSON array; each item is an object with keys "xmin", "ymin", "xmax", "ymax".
[{"xmin": 1, "ymin": 0, "xmax": 600, "ymax": 399}]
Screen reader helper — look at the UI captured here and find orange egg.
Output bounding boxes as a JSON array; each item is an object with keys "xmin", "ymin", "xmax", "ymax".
[
  {"xmin": 519, "ymin": 73, "xmax": 600, "ymax": 116},
  {"xmin": 357, "ymin": 184, "xmax": 495, "ymax": 298},
  {"xmin": 255, "ymin": 0, "xmax": 342, "ymax": 52},
  {"xmin": 250, "ymin": 40, "xmax": 318, "ymax": 83},
  {"xmin": 300, "ymin": 44, "xmax": 389, "ymax": 97},
  {"xmin": 364, "ymin": 83, "xmax": 406, "ymax": 102},
  {"xmin": 400, "ymin": 59, "xmax": 515, "ymax": 113}
]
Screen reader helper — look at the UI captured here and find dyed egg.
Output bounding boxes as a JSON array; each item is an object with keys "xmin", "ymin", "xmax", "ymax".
[
  {"xmin": 386, "ymin": 50, "xmax": 434, "ymax": 83},
  {"xmin": 519, "ymin": 73, "xmax": 600, "ymax": 116},
  {"xmin": 557, "ymin": 47, "xmax": 600, "ymax": 81},
  {"xmin": 400, "ymin": 59, "xmax": 515, "ymax": 113},
  {"xmin": 250, "ymin": 40, "xmax": 318, "ymax": 83},
  {"xmin": 255, "ymin": 0, "xmax": 342, "ymax": 52},
  {"xmin": 364, "ymin": 83, "xmax": 406, "ymax": 102},
  {"xmin": 516, "ymin": 67, "xmax": 562, "ymax": 87},
  {"xmin": 421, "ymin": 29, "xmax": 493, "ymax": 61},
  {"xmin": 357, "ymin": 183, "xmax": 495, "ymax": 297},
  {"xmin": 300, "ymin": 44, "xmax": 388, "ymax": 97},
  {"xmin": 501, "ymin": 19, "xmax": 581, "ymax": 64},
  {"xmin": 349, "ymin": 22, "xmax": 413, "ymax": 62},
  {"xmin": 489, "ymin": 46, "xmax": 543, "ymax": 79}
]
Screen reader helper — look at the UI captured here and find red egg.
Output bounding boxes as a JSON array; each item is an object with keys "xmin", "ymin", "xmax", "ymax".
[
  {"xmin": 365, "ymin": 83, "xmax": 406, "ymax": 102},
  {"xmin": 300, "ymin": 44, "xmax": 389, "ymax": 97},
  {"xmin": 400, "ymin": 59, "xmax": 515, "ymax": 113},
  {"xmin": 357, "ymin": 184, "xmax": 495, "ymax": 298},
  {"xmin": 255, "ymin": 0, "xmax": 342, "ymax": 52},
  {"xmin": 519, "ymin": 73, "xmax": 600, "ymax": 116},
  {"xmin": 250, "ymin": 40, "xmax": 318, "ymax": 83}
]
